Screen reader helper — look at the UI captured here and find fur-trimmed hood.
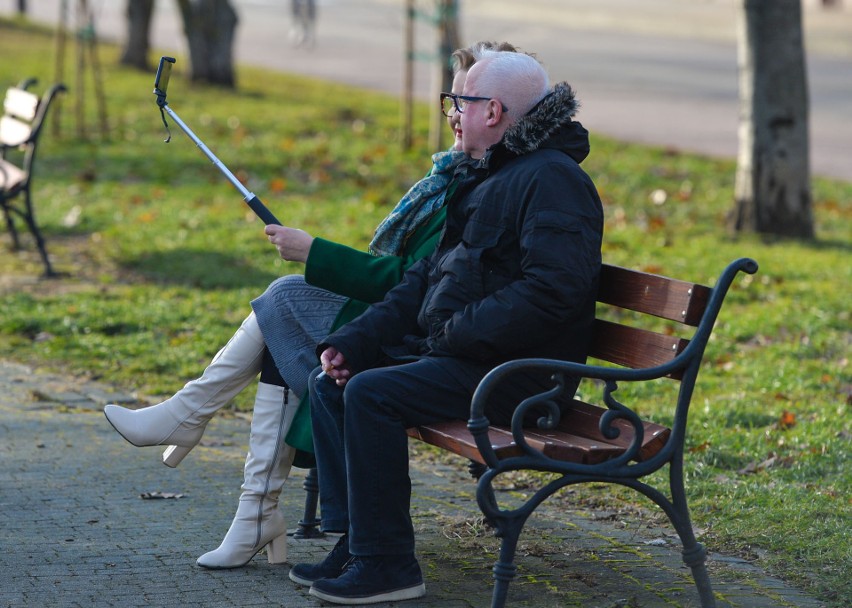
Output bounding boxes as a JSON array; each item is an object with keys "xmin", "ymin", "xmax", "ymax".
[{"xmin": 491, "ymin": 82, "xmax": 589, "ymax": 165}]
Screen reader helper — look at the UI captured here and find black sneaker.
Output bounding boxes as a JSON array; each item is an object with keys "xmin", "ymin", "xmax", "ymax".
[
  {"xmin": 289, "ymin": 534, "xmax": 352, "ymax": 587},
  {"xmin": 308, "ymin": 554, "xmax": 425, "ymax": 605}
]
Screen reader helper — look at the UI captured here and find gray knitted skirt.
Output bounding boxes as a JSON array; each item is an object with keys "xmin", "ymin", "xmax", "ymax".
[{"xmin": 250, "ymin": 274, "xmax": 347, "ymax": 397}]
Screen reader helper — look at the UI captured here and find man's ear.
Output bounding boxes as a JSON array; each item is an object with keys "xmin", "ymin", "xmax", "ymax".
[{"xmin": 485, "ymin": 99, "xmax": 503, "ymax": 126}]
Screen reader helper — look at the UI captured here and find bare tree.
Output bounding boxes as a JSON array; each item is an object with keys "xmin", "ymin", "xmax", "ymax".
[
  {"xmin": 429, "ymin": 0, "xmax": 461, "ymax": 151},
  {"xmin": 120, "ymin": 0, "xmax": 155, "ymax": 70},
  {"xmin": 731, "ymin": 0, "xmax": 814, "ymax": 239},
  {"xmin": 176, "ymin": 0, "xmax": 238, "ymax": 87}
]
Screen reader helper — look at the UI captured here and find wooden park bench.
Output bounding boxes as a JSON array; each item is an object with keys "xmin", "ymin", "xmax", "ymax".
[
  {"xmin": 1, "ymin": 78, "xmax": 67, "ymax": 276},
  {"xmin": 295, "ymin": 257, "xmax": 758, "ymax": 608}
]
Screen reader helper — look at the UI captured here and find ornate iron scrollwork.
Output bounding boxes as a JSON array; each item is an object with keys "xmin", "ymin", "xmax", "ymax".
[
  {"xmin": 600, "ymin": 379, "xmax": 645, "ymax": 463},
  {"xmin": 508, "ymin": 372, "xmax": 565, "ymax": 459}
]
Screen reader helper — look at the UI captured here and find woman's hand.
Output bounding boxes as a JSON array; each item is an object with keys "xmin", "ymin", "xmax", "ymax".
[
  {"xmin": 319, "ymin": 346, "xmax": 352, "ymax": 386},
  {"xmin": 265, "ymin": 224, "xmax": 314, "ymax": 263}
]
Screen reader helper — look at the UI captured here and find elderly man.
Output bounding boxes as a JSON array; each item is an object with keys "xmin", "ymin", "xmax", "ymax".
[{"xmin": 290, "ymin": 50, "xmax": 604, "ymax": 604}]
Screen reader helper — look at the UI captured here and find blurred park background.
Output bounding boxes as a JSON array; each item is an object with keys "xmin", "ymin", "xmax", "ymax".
[
  {"xmin": 3, "ymin": 0, "xmax": 851, "ymax": 180},
  {"xmin": 0, "ymin": 1, "xmax": 849, "ymax": 606}
]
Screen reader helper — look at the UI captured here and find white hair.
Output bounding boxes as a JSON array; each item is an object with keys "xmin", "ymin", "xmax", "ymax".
[{"xmin": 470, "ymin": 50, "xmax": 550, "ymax": 121}]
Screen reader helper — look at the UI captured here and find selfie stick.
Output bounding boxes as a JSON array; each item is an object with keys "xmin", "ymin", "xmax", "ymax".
[{"xmin": 152, "ymin": 57, "xmax": 281, "ymax": 225}]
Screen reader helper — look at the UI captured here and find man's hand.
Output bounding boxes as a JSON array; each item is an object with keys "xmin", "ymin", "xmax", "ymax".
[
  {"xmin": 265, "ymin": 224, "xmax": 314, "ymax": 263},
  {"xmin": 319, "ymin": 346, "xmax": 352, "ymax": 386}
]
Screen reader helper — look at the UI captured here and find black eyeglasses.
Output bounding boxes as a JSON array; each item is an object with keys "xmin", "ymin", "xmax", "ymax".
[{"xmin": 440, "ymin": 93, "xmax": 507, "ymax": 117}]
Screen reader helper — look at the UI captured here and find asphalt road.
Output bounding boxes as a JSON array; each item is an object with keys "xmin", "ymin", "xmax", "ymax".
[{"xmin": 2, "ymin": 0, "xmax": 851, "ymax": 181}]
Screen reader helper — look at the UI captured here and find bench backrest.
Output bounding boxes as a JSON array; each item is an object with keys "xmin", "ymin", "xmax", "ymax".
[
  {"xmin": 1, "ymin": 81, "xmax": 66, "ymax": 192},
  {"xmin": 590, "ymin": 264, "xmax": 712, "ymax": 380}
]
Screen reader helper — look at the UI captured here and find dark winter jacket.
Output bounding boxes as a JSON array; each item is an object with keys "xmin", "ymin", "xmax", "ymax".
[{"xmin": 323, "ymin": 83, "xmax": 603, "ymax": 392}]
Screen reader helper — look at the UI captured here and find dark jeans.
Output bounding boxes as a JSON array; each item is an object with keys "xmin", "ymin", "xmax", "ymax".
[{"xmin": 309, "ymin": 357, "xmax": 489, "ymax": 556}]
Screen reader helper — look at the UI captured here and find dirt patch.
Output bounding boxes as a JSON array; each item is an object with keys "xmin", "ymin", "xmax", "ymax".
[{"xmin": 1, "ymin": 232, "xmax": 141, "ymax": 297}]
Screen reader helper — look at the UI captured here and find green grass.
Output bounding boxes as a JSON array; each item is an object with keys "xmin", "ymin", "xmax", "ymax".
[{"xmin": 2, "ymin": 19, "xmax": 850, "ymax": 606}]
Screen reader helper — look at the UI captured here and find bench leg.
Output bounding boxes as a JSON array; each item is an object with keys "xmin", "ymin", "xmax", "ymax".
[
  {"xmin": 490, "ymin": 527, "xmax": 520, "ymax": 608},
  {"xmin": 21, "ymin": 189, "xmax": 56, "ymax": 277},
  {"xmin": 668, "ymin": 456, "xmax": 717, "ymax": 607},
  {"xmin": 683, "ymin": 543, "xmax": 716, "ymax": 608},
  {"xmin": 469, "ymin": 461, "xmax": 500, "ymax": 529},
  {"xmin": 292, "ymin": 466, "xmax": 324, "ymax": 539},
  {"xmin": 2, "ymin": 202, "xmax": 21, "ymax": 250},
  {"xmin": 468, "ymin": 460, "xmax": 487, "ymax": 480}
]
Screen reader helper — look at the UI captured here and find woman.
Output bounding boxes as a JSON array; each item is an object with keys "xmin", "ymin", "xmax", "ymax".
[{"xmin": 104, "ymin": 41, "xmax": 520, "ymax": 570}]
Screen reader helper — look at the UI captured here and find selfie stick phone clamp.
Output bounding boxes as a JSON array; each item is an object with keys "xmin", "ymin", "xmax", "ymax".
[{"xmin": 153, "ymin": 56, "xmax": 281, "ymax": 225}]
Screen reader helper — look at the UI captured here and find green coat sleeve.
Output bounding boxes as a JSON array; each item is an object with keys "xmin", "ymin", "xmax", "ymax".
[{"xmin": 303, "ymin": 207, "xmax": 447, "ymax": 305}]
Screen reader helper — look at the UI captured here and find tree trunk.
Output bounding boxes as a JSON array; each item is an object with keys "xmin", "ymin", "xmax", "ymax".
[
  {"xmin": 731, "ymin": 0, "xmax": 814, "ymax": 239},
  {"xmin": 120, "ymin": 0, "xmax": 155, "ymax": 70},
  {"xmin": 429, "ymin": 0, "xmax": 461, "ymax": 151},
  {"xmin": 17, "ymin": 0, "xmax": 27, "ymax": 14},
  {"xmin": 176, "ymin": 0, "xmax": 238, "ymax": 87}
]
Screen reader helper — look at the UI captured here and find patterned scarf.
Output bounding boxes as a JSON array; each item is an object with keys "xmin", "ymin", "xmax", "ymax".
[{"xmin": 368, "ymin": 149, "xmax": 466, "ymax": 257}]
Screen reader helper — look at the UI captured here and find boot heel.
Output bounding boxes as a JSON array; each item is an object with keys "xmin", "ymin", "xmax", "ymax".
[
  {"xmin": 163, "ymin": 444, "xmax": 192, "ymax": 468},
  {"xmin": 266, "ymin": 531, "xmax": 288, "ymax": 565}
]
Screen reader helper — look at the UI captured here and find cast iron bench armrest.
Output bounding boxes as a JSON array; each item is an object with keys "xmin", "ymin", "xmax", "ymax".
[{"xmin": 466, "ymin": 358, "xmax": 679, "ymax": 472}]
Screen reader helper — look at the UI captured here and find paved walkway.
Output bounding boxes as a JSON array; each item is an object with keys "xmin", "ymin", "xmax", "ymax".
[{"xmin": 0, "ymin": 359, "xmax": 827, "ymax": 607}]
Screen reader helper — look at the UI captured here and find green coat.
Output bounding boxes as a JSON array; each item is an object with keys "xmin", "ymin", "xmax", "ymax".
[{"xmin": 284, "ymin": 206, "xmax": 447, "ymax": 462}]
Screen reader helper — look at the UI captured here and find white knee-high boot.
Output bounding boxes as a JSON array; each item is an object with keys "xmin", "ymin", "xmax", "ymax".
[
  {"xmin": 196, "ymin": 382, "xmax": 297, "ymax": 569},
  {"xmin": 104, "ymin": 312, "xmax": 266, "ymax": 467}
]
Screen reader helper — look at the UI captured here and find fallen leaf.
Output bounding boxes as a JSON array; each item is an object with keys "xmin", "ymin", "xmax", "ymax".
[
  {"xmin": 648, "ymin": 216, "xmax": 667, "ymax": 231},
  {"xmin": 758, "ymin": 455, "xmax": 778, "ymax": 470},
  {"xmin": 779, "ymin": 410, "xmax": 796, "ymax": 429},
  {"xmin": 689, "ymin": 441, "xmax": 711, "ymax": 453},
  {"xmin": 738, "ymin": 461, "xmax": 758, "ymax": 475}
]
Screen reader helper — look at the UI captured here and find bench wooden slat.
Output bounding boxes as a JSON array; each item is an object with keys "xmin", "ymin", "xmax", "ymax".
[
  {"xmin": 408, "ymin": 421, "xmax": 626, "ymax": 466},
  {"xmin": 3, "ymin": 88, "xmax": 39, "ymax": 122},
  {"xmin": 407, "ymin": 400, "xmax": 671, "ymax": 467},
  {"xmin": 598, "ymin": 264, "xmax": 711, "ymax": 326},
  {"xmin": 0, "ymin": 115, "xmax": 33, "ymax": 147},
  {"xmin": 0, "ymin": 159, "xmax": 27, "ymax": 191},
  {"xmin": 555, "ymin": 399, "xmax": 671, "ymax": 461},
  {"xmin": 408, "ymin": 423, "xmax": 522, "ymax": 464},
  {"xmin": 588, "ymin": 319, "xmax": 690, "ymax": 379},
  {"xmin": 509, "ymin": 426, "xmax": 626, "ymax": 464}
]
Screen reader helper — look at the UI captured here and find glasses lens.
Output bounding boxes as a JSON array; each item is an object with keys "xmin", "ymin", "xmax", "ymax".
[{"xmin": 441, "ymin": 95, "xmax": 456, "ymax": 116}]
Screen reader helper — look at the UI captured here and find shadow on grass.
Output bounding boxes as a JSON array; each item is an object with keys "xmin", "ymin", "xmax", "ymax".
[
  {"xmin": 755, "ymin": 234, "xmax": 852, "ymax": 253},
  {"xmin": 806, "ymin": 237, "xmax": 852, "ymax": 253},
  {"xmin": 723, "ymin": 409, "xmax": 776, "ymax": 430},
  {"xmin": 125, "ymin": 249, "xmax": 282, "ymax": 290}
]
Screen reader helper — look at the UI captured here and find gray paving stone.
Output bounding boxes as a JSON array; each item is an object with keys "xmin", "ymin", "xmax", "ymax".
[{"xmin": 0, "ymin": 359, "xmax": 828, "ymax": 608}]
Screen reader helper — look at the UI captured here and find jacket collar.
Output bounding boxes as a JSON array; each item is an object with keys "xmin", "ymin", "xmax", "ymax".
[{"xmin": 477, "ymin": 82, "xmax": 587, "ymax": 169}]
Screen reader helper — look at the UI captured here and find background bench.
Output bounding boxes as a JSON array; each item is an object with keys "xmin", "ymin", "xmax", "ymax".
[
  {"xmin": 1, "ymin": 78, "xmax": 66, "ymax": 277},
  {"xmin": 297, "ymin": 257, "xmax": 758, "ymax": 608}
]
